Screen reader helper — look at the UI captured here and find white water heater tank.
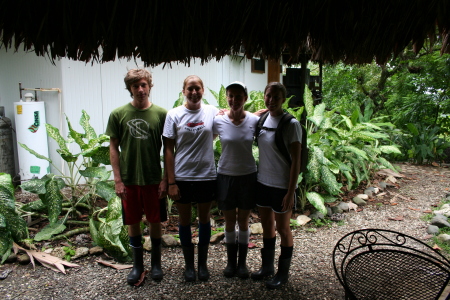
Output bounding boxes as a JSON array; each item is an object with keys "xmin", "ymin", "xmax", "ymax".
[{"xmin": 14, "ymin": 101, "xmax": 50, "ymax": 180}]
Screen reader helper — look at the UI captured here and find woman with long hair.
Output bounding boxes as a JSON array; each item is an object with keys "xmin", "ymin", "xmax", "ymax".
[{"xmin": 251, "ymin": 82, "xmax": 302, "ymax": 289}]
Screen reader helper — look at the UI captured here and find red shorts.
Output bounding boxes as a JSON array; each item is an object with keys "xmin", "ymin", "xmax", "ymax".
[{"xmin": 122, "ymin": 185, "xmax": 167, "ymax": 225}]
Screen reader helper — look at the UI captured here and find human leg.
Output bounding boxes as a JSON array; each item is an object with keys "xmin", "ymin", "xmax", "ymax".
[
  {"xmin": 127, "ymin": 223, "xmax": 144, "ymax": 285},
  {"xmin": 223, "ymin": 209, "xmax": 238, "ymax": 277},
  {"xmin": 236, "ymin": 209, "xmax": 251, "ymax": 278},
  {"xmin": 149, "ymin": 222, "xmax": 163, "ymax": 280},
  {"xmin": 177, "ymin": 202, "xmax": 195, "ymax": 281},
  {"xmin": 197, "ymin": 201, "xmax": 212, "ymax": 281},
  {"xmin": 251, "ymin": 207, "xmax": 276, "ymax": 280},
  {"xmin": 266, "ymin": 211, "xmax": 293, "ymax": 289}
]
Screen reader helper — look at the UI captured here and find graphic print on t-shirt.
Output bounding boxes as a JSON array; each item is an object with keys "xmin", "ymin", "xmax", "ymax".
[
  {"xmin": 127, "ymin": 119, "xmax": 150, "ymax": 139},
  {"xmin": 184, "ymin": 119, "xmax": 205, "ymax": 132}
]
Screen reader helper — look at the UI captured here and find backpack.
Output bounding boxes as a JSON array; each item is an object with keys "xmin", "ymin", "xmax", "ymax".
[{"xmin": 255, "ymin": 111, "xmax": 308, "ymax": 173}]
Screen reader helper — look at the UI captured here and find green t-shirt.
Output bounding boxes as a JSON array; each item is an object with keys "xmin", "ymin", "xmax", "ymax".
[{"xmin": 106, "ymin": 103, "xmax": 167, "ymax": 185}]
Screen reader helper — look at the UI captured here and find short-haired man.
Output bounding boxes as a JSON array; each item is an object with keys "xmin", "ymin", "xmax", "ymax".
[{"xmin": 106, "ymin": 69, "xmax": 167, "ymax": 285}]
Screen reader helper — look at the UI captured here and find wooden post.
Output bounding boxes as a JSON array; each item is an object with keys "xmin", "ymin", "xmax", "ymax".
[{"xmin": 267, "ymin": 59, "xmax": 281, "ymax": 83}]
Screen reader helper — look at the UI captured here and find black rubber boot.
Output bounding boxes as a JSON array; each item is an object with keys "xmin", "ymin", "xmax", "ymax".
[
  {"xmin": 236, "ymin": 243, "xmax": 249, "ymax": 279},
  {"xmin": 197, "ymin": 244, "xmax": 210, "ymax": 281},
  {"xmin": 265, "ymin": 257, "xmax": 292, "ymax": 289},
  {"xmin": 182, "ymin": 245, "xmax": 196, "ymax": 282},
  {"xmin": 150, "ymin": 244, "xmax": 163, "ymax": 281},
  {"xmin": 223, "ymin": 243, "xmax": 238, "ymax": 277},
  {"xmin": 251, "ymin": 248, "xmax": 275, "ymax": 280},
  {"xmin": 127, "ymin": 246, "xmax": 144, "ymax": 285}
]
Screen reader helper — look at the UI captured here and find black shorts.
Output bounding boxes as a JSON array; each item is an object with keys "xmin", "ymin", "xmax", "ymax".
[
  {"xmin": 217, "ymin": 172, "xmax": 257, "ymax": 211},
  {"xmin": 176, "ymin": 180, "xmax": 217, "ymax": 204},
  {"xmin": 255, "ymin": 182, "xmax": 296, "ymax": 213}
]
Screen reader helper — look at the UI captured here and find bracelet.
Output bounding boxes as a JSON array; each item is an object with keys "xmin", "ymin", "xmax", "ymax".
[{"xmin": 168, "ymin": 183, "xmax": 177, "ymax": 186}]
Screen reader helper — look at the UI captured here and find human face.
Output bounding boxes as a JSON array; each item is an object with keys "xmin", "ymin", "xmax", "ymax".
[
  {"xmin": 183, "ymin": 78, "xmax": 204, "ymax": 105},
  {"xmin": 226, "ymin": 87, "xmax": 247, "ymax": 112},
  {"xmin": 264, "ymin": 86, "xmax": 285, "ymax": 116},
  {"xmin": 130, "ymin": 78, "xmax": 151, "ymax": 102}
]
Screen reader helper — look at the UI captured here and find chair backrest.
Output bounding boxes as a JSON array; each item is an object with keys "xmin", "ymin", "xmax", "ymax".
[{"xmin": 332, "ymin": 229, "xmax": 450, "ymax": 300}]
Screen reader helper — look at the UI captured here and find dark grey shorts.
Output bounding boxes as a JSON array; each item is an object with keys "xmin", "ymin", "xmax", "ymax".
[
  {"xmin": 255, "ymin": 182, "xmax": 296, "ymax": 213},
  {"xmin": 217, "ymin": 172, "xmax": 257, "ymax": 211},
  {"xmin": 176, "ymin": 180, "xmax": 217, "ymax": 204}
]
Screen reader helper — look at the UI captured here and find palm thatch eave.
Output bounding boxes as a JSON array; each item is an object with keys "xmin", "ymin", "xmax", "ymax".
[{"xmin": 0, "ymin": 0, "xmax": 449, "ymax": 66}]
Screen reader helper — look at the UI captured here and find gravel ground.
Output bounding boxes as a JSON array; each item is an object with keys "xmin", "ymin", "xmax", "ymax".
[{"xmin": 1, "ymin": 163, "xmax": 450, "ymax": 300}]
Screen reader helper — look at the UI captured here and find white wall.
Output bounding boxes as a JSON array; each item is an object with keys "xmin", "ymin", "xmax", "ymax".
[{"xmin": 0, "ymin": 48, "xmax": 273, "ymax": 179}]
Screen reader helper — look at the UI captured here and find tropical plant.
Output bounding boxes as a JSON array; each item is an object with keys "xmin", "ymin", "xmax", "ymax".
[
  {"xmin": 0, "ymin": 173, "xmax": 30, "ymax": 263},
  {"xmin": 16, "ymin": 111, "xmax": 131, "ymax": 261},
  {"xmin": 289, "ymin": 86, "xmax": 401, "ymax": 214},
  {"xmin": 391, "ymin": 123, "xmax": 450, "ymax": 164}
]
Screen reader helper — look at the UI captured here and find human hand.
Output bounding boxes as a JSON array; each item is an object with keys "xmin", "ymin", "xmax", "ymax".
[
  {"xmin": 115, "ymin": 181, "xmax": 127, "ymax": 200},
  {"xmin": 281, "ymin": 193, "xmax": 294, "ymax": 212},
  {"xmin": 217, "ymin": 109, "xmax": 229, "ymax": 116},
  {"xmin": 158, "ymin": 181, "xmax": 168, "ymax": 198},
  {"xmin": 168, "ymin": 184, "xmax": 181, "ymax": 201},
  {"xmin": 253, "ymin": 109, "xmax": 268, "ymax": 117}
]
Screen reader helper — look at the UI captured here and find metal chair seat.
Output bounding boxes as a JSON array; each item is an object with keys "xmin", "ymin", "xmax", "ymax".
[{"xmin": 333, "ymin": 229, "xmax": 450, "ymax": 300}]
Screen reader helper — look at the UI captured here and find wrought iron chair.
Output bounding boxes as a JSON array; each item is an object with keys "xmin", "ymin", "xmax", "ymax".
[{"xmin": 332, "ymin": 229, "xmax": 450, "ymax": 300}]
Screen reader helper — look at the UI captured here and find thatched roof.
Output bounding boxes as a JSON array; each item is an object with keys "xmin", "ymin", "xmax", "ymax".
[{"xmin": 1, "ymin": 1, "xmax": 449, "ymax": 66}]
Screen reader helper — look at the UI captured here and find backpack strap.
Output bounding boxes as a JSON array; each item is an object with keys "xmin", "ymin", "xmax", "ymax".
[
  {"xmin": 275, "ymin": 113, "xmax": 295, "ymax": 165},
  {"xmin": 254, "ymin": 111, "xmax": 270, "ymax": 145}
]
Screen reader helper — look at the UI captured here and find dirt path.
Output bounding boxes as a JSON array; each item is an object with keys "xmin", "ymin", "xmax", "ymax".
[{"xmin": 1, "ymin": 163, "xmax": 449, "ymax": 300}]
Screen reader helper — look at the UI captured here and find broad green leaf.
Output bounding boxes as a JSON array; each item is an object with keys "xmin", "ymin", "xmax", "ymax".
[
  {"xmin": 173, "ymin": 92, "xmax": 185, "ymax": 108},
  {"xmin": 218, "ymin": 85, "xmax": 228, "ymax": 109},
  {"xmin": 376, "ymin": 157, "xmax": 397, "ymax": 171},
  {"xmin": 342, "ymin": 146, "xmax": 368, "ymax": 160},
  {"xmin": 106, "ymin": 196, "xmax": 122, "ymax": 222},
  {"xmin": 313, "ymin": 103, "xmax": 326, "ymax": 118},
  {"xmin": 44, "ymin": 179, "xmax": 63, "ymax": 224},
  {"xmin": 34, "ymin": 221, "xmax": 66, "ymax": 241},
  {"xmin": 304, "ymin": 85, "xmax": 314, "ymax": 117},
  {"xmin": 0, "ymin": 214, "xmax": 12, "ymax": 263},
  {"xmin": 96, "ymin": 181, "xmax": 116, "ymax": 202},
  {"xmin": 21, "ymin": 199, "xmax": 47, "ymax": 212},
  {"xmin": 18, "ymin": 142, "xmax": 52, "ymax": 163},
  {"xmin": 208, "ymin": 88, "xmax": 219, "ymax": 101},
  {"xmin": 119, "ymin": 225, "xmax": 132, "ymax": 257},
  {"xmin": 307, "ymin": 153, "xmax": 321, "ymax": 182},
  {"xmin": 80, "ymin": 110, "xmax": 97, "ymax": 140},
  {"xmin": 0, "ymin": 186, "xmax": 15, "ymax": 210},
  {"xmin": 321, "ymin": 166, "xmax": 343, "ymax": 195},
  {"xmin": 341, "ymin": 115, "xmax": 353, "ymax": 130},
  {"xmin": 46, "ymin": 123, "xmax": 70, "ymax": 152},
  {"xmin": 355, "ymin": 131, "xmax": 388, "ymax": 140},
  {"xmin": 7, "ymin": 213, "xmax": 28, "ymax": 241},
  {"xmin": 343, "ymin": 170, "xmax": 354, "ymax": 190},
  {"xmin": 306, "ymin": 192, "xmax": 327, "ymax": 215},
  {"xmin": 322, "ymin": 195, "xmax": 338, "ymax": 203},
  {"xmin": 79, "ymin": 166, "xmax": 109, "ymax": 179},
  {"xmin": 379, "ymin": 145, "xmax": 402, "ymax": 154},
  {"xmin": 56, "ymin": 148, "xmax": 79, "ymax": 162},
  {"xmin": 89, "ymin": 146, "xmax": 111, "ymax": 165},
  {"xmin": 0, "ymin": 174, "xmax": 14, "ymax": 193},
  {"xmin": 308, "ymin": 115, "xmax": 324, "ymax": 127},
  {"xmin": 89, "ymin": 217, "xmax": 100, "ymax": 245},
  {"xmin": 66, "ymin": 115, "xmax": 87, "ymax": 150},
  {"xmin": 407, "ymin": 123, "xmax": 419, "ymax": 136},
  {"xmin": 20, "ymin": 178, "xmax": 48, "ymax": 194}
]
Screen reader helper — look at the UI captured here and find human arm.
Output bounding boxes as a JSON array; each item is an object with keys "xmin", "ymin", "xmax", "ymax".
[
  {"xmin": 281, "ymin": 141, "xmax": 301, "ymax": 211},
  {"xmin": 159, "ymin": 145, "xmax": 168, "ymax": 199},
  {"xmin": 253, "ymin": 108, "xmax": 268, "ymax": 117},
  {"xmin": 110, "ymin": 137, "xmax": 127, "ymax": 200},
  {"xmin": 163, "ymin": 137, "xmax": 180, "ymax": 200}
]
